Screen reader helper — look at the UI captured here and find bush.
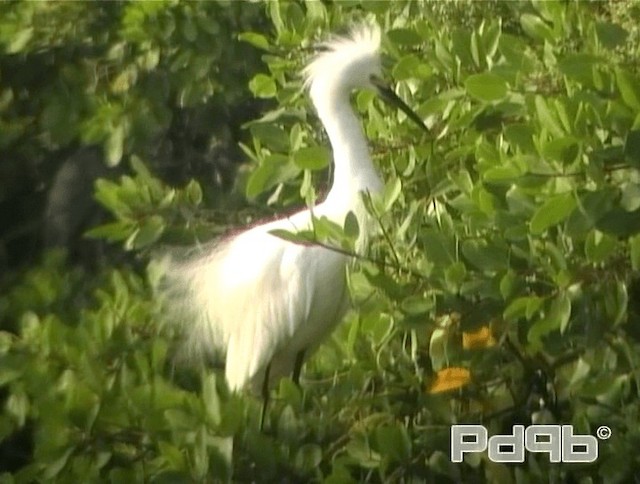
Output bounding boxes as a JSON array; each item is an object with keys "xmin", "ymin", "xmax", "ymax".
[{"xmin": 2, "ymin": 1, "xmax": 640, "ymax": 482}]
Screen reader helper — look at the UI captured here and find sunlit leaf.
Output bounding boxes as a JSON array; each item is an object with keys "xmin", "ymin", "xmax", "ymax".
[
  {"xmin": 615, "ymin": 68, "xmax": 640, "ymax": 110},
  {"xmin": 238, "ymin": 32, "xmax": 271, "ymax": 50},
  {"xmin": 249, "ymin": 74, "xmax": 277, "ymax": 98},
  {"xmin": 535, "ymin": 96, "xmax": 565, "ymax": 137},
  {"xmin": 530, "ymin": 192, "xmax": 576, "ymax": 234},
  {"xmin": 464, "ymin": 73, "xmax": 508, "ymax": 102},
  {"xmin": 520, "ymin": 13, "xmax": 555, "ymax": 42},
  {"xmin": 7, "ymin": 28, "xmax": 33, "ymax": 54},
  {"xmin": 105, "ymin": 124, "xmax": 125, "ymax": 167},
  {"xmin": 293, "ymin": 146, "xmax": 330, "ymax": 170}
]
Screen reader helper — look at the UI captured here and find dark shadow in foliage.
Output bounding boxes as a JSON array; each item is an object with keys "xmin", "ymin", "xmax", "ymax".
[{"xmin": 44, "ymin": 147, "xmax": 119, "ymax": 267}]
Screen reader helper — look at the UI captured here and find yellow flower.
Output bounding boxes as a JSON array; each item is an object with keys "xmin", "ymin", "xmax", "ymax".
[
  {"xmin": 462, "ymin": 325, "xmax": 496, "ymax": 350},
  {"xmin": 428, "ymin": 367, "xmax": 471, "ymax": 394}
]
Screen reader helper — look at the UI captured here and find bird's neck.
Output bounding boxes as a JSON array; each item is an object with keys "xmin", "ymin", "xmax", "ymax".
[{"xmin": 315, "ymin": 92, "xmax": 382, "ymax": 206}]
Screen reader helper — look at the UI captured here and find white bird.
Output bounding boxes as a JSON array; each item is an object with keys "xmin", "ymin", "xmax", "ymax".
[{"xmin": 161, "ymin": 23, "xmax": 426, "ymax": 422}]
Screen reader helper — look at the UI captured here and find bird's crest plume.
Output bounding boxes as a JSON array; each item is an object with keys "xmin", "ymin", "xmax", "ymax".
[{"xmin": 303, "ymin": 23, "xmax": 381, "ymax": 89}]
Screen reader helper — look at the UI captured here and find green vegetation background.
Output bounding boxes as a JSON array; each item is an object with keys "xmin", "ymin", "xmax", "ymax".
[{"xmin": 1, "ymin": 1, "xmax": 640, "ymax": 482}]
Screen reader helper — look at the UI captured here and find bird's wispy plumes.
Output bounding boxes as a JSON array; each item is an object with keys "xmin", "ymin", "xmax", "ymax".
[
  {"xmin": 303, "ymin": 23, "xmax": 381, "ymax": 89},
  {"xmin": 158, "ymin": 22, "xmax": 389, "ymax": 397}
]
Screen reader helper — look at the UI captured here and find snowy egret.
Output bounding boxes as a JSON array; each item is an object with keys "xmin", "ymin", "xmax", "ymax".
[{"xmin": 161, "ymin": 23, "xmax": 427, "ymax": 424}]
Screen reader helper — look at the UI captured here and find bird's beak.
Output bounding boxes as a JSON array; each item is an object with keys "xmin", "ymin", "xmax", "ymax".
[{"xmin": 370, "ymin": 75, "xmax": 429, "ymax": 134}]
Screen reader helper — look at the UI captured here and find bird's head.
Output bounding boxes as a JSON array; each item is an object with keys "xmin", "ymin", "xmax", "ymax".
[
  {"xmin": 304, "ymin": 23, "xmax": 383, "ymax": 97},
  {"xmin": 304, "ymin": 23, "xmax": 428, "ymax": 133}
]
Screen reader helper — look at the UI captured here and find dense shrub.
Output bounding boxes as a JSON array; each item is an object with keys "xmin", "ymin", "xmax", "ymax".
[{"xmin": 2, "ymin": 1, "xmax": 640, "ymax": 482}]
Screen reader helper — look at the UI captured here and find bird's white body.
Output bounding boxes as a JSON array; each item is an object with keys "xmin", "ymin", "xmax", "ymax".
[{"xmin": 163, "ymin": 24, "xmax": 385, "ymax": 392}]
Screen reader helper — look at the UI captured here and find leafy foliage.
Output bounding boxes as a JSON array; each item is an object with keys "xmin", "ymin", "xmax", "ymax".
[
  {"xmin": 0, "ymin": 1, "xmax": 266, "ymax": 270},
  {"xmin": 3, "ymin": 1, "xmax": 640, "ymax": 482}
]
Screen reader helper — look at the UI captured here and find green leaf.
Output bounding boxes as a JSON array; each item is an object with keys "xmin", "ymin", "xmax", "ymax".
[
  {"xmin": 0, "ymin": 362, "xmax": 23, "ymax": 386},
  {"xmin": 565, "ymin": 188, "xmax": 616, "ymax": 237},
  {"xmin": 268, "ymin": 228, "xmax": 313, "ymax": 245},
  {"xmin": 85, "ymin": 222, "xmax": 131, "ymax": 241},
  {"xmin": 5, "ymin": 390, "xmax": 29, "ymax": 427},
  {"xmin": 125, "ymin": 215, "xmax": 165, "ymax": 250},
  {"xmin": 293, "ymin": 146, "xmax": 330, "ymax": 170},
  {"xmin": 596, "ymin": 207, "xmax": 640, "ymax": 237},
  {"xmin": 445, "ymin": 262, "xmax": 467, "ymax": 291},
  {"xmin": 140, "ymin": 48, "xmax": 160, "ymax": 71},
  {"xmin": 245, "ymin": 163, "xmax": 275, "ymax": 198},
  {"xmin": 382, "ymin": 177, "xmax": 402, "ymax": 211},
  {"xmin": 43, "ymin": 447, "xmax": 75, "ymax": 480},
  {"xmin": 504, "ymin": 124, "xmax": 535, "ymax": 153},
  {"xmin": 434, "ymin": 40, "xmax": 454, "ymax": 71},
  {"xmin": 464, "ymin": 73, "xmax": 508, "ymax": 102},
  {"xmin": 158, "ymin": 441, "xmax": 187, "ymax": 471},
  {"xmin": 585, "ymin": 229, "xmax": 617, "ymax": 263},
  {"xmin": 7, "ymin": 28, "xmax": 33, "ymax": 54},
  {"xmin": 312, "ymin": 216, "xmax": 345, "ymax": 243},
  {"xmin": 428, "ymin": 450, "xmax": 462, "ymax": 479},
  {"xmin": 606, "ymin": 279, "xmax": 628, "ymax": 327},
  {"xmin": 249, "ymin": 124, "xmax": 289, "ymax": 152},
  {"xmin": 249, "ymin": 74, "xmax": 277, "ymax": 99},
  {"xmin": 401, "ymin": 295, "xmax": 434, "ymax": 316},
  {"xmin": 185, "ymin": 180, "xmax": 203, "ymax": 205},
  {"xmin": 421, "ymin": 229, "xmax": 456, "ymax": 266},
  {"xmin": 499, "ymin": 270, "xmax": 518, "ymax": 300},
  {"xmin": 615, "ymin": 68, "xmax": 640, "ymax": 111},
  {"xmin": 630, "ymin": 235, "xmax": 640, "ymax": 270},
  {"xmin": 520, "ymin": 13, "xmax": 555, "ymax": 43},
  {"xmin": 375, "ymin": 424, "xmax": 411, "ymax": 462},
  {"xmin": 461, "ymin": 239, "xmax": 509, "ymax": 272},
  {"xmin": 202, "ymin": 373, "xmax": 221, "ymax": 426},
  {"xmin": 528, "ymin": 292, "xmax": 571, "ymax": 345},
  {"xmin": 470, "ymin": 31, "xmax": 483, "ymax": 68},
  {"xmin": 111, "ymin": 67, "xmax": 137, "ymax": 93},
  {"xmin": 483, "ymin": 165, "xmax": 521, "ymax": 184},
  {"xmin": 304, "ymin": 0, "xmax": 327, "ymax": 22},
  {"xmin": 503, "ymin": 296, "xmax": 543, "ymax": 322},
  {"xmin": 245, "ymin": 154, "xmax": 297, "ymax": 198},
  {"xmin": 130, "ymin": 155, "xmax": 152, "ymax": 179},
  {"xmin": 294, "ymin": 444, "xmax": 322, "ymax": 472},
  {"xmin": 595, "ymin": 22, "xmax": 628, "ymax": 49},
  {"xmin": 482, "ymin": 22, "xmax": 501, "ymax": 60},
  {"xmin": 534, "ymin": 96, "xmax": 565, "ymax": 137},
  {"xmin": 346, "ymin": 437, "xmax": 380, "ymax": 469},
  {"xmin": 393, "ymin": 54, "xmax": 432, "ymax": 81},
  {"xmin": 624, "ymin": 130, "xmax": 640, "ymax": 166},
  {"xmin": 238, "ymin": 32, "xmax": 271, "ymax": 50},
  {"xmin": 530, "ymin": 192, "xmax": 576, "ymax": 234},
  {"xmin": 558, "ymin": 54, "xmax": 601, "ymax": 84},
  {"xmin": 343, "ymin": 211, "xmax": 359, "ymax": 239},
  {"xmin": 105, "ymin": 124, "xmax": 125, "ymax": 167},
  {"xmin": 387, "ymin": 28, "xmax": 422, "ymax": 46},
  {"xmin": 542, "ymin": 137, "xmax": 579, "ymax": 164}
]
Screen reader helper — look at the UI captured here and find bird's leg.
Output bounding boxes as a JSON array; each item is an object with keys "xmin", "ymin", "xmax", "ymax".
[
  {"xmin": 259, "ymin": 363, "xmax": 271, "ymax": 431},
  {"xmin": 292, "ymin": 349, "xmax": 306, "ymax": 387}
]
